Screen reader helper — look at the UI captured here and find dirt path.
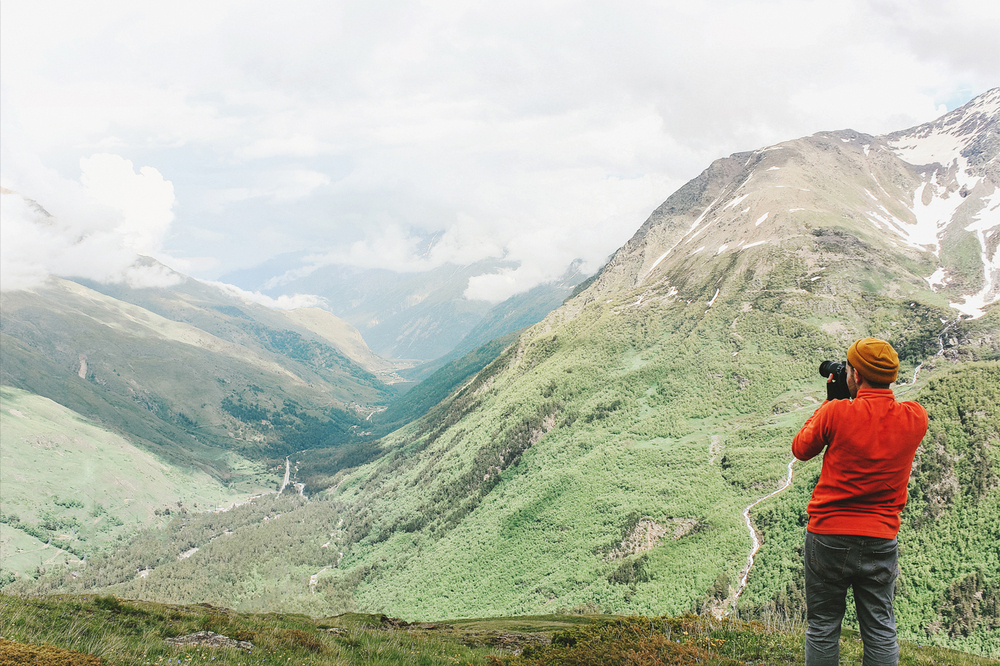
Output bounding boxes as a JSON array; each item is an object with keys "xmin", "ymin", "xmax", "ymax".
[
  {"xmin": 278, "ymin": 457, "xmax": 291, "ymax": 494},
  {"xmin": 729, "ymin": 457, "xmax": 795, "ymax": 612}
]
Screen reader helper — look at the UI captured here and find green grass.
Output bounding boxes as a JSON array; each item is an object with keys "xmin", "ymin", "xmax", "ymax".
[
  {"xmin": 0, "ymin": 386, "xmax": 277, "ymax": 582},
  {"xmin": 2, "ymin": 594, "xmax": 996, "ymax": 666},
  {"xmin": 18, "ymin": 291, "xmax": 998, "ymax": 657}
]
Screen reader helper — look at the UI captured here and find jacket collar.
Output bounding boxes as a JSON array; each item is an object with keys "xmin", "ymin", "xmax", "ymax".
[{"xmin": 855, "ymin": 387, "xmax": 895, "ymax": 399}]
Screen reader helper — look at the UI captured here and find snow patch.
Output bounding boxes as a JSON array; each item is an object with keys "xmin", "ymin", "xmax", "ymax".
[
  {"xmin": 724, "ymin": 193, "xmax": 750, "ymax": 210},
  {"xmin": 644, "ymin": 248, "xmax": 674, "ymax": 279},
  {"xmin": 707, "ymin": 288, "xmax": 720, "ymax": 307},
  {"xmin": 925, "ymin": 267, "xmax": 948, "ymax": 290},
  {"xmin": 965, "ymin": 190, "xmax": 1000, "ymax": 234},
  {"xmin": 891, "ymin": 131, "xmax": 965, "ymax": 168},
  {"xmin": 951, "ymin": 193, "xmax": 1000, "ymax": 317},
  {"xmin": 789, "ymin": 208, "xmax": 804, "ymax": 212},
  {"xmin": 905, "ymin": 179, "xmax": 969, "ymax": 254},
  {"xmin": 755, "ymin": 212, "xmax": 769, "ymax": 227},
  {"xmin": 767, "ymin": 166, "xmax": 780, "ymax": 171},
  {"xmin": 716, "ymin": 245, "xmax": 728, "ymax": 255},
  {"xmin": 684, "ymin": 192, "xmax": 725, "ymax": 243},
  {"xmin": 742, "ymin": 240, "xmax": 767, "ymax": 249}
]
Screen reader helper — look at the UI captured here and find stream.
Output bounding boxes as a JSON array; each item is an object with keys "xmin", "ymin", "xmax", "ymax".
[{"xmin": 728, "ymin": 457, "xmax": 796, "ymax": 613}]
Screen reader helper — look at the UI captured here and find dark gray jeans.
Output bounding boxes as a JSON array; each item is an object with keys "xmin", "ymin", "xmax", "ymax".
[{"xmin": 804, "ymin": 531, "xmax": 899, "ymax": 666}]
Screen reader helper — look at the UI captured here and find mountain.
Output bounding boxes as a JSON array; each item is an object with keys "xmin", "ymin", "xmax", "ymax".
[
  {"xmin": 12, "ymin": 90, "xmax": 1000, "ymax": 657},
  {"xmin": 399, "ymin": 262, "xmax": 592, "ymax": 382},
  {"xmin": 2, "ymin": 267, "xmax": 419, "ymax": 462},
  {"xmin": 222, "ymin": 259, "xmax": 509, "ymax": 360},
  {"xmin": 222, "ymin": 257, "xmax": 592, "ymax": 362},
  {"xmin": 0, "ymin": 258, "xmax": 414, "ymax": 579}
]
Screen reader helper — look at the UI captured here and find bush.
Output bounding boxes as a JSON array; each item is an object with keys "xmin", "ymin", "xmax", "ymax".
[{"xmin": 0, "ymin": 637, "xmax": 103, "ymax": 665}]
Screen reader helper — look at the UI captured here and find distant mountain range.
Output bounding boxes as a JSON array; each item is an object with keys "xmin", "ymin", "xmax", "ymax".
[
  {"xmin": 4, "ymin": 90, "xmax": 999, "ymax": 657},
  {"xmin": 221, "ymin": 257, "xmax": 591, "ymax": 361}
]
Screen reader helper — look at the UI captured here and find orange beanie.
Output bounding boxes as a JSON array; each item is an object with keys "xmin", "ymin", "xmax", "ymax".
[{"xmin": 847, "ymin": 337, "xmax": 899, "ymax": 384}]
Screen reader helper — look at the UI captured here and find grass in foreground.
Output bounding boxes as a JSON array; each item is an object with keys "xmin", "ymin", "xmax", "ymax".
[{"xmin": 1, "ymin": 594, "xmax": 995, "ymax": 665}]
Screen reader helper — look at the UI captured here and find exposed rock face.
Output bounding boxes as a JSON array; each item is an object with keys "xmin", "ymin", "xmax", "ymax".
[
  {"xmin": 164, "ymin": 631, "xmax": 253, "ymax": 651},
  {"xmin": 605, "ymin": 518, "xmax": 698, "ymax": 561}
]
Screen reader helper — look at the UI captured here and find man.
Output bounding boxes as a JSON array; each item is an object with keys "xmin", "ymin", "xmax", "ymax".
[{"xmin": 792, "ymin": 337, "xmax": 928, "ymax": 666}]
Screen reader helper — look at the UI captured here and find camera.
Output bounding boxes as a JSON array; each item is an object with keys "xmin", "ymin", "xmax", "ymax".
[{"xmin": 819, "ymin": 360, "xmax": 851, "ymax": 400}]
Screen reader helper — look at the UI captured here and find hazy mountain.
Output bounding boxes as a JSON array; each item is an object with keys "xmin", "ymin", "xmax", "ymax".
[
  {"xmin": 13, "ymin": 90, "xmax": 1000, "ymax": 656},
  {"xmin": 0, "ymin": 265, "xmax": 414, "ymax": 578},
  {"xmin": 222, "ymin": 259, "xmax": 510, "ymax": 360},
  {"xmin": 399, "ymin": 262, "xmax": 592, "ymax": 382},
  {"xmin": 222, "ymin": 255, "xmax": 592, "ymax": 362}
]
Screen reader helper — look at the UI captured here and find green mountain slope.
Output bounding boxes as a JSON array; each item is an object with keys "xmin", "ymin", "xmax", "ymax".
[
  {"xmin": 0, "ymin": 269, "xmax": 403, "ymax": 583},
  {"xmin": 14, "ymin": 90, "xmax": 1000, "ymax": 657},
  {"xmin": 1, "ymin": 276, "xmax": 395, "ymax": 462},
  {"xmin": 0, "ymin": 386, "xmax": 272, "ymax": 583}
]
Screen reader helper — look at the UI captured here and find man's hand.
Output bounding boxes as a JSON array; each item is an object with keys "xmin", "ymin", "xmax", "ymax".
[{"xmin": 826, "ymin": 375, "xmax": 851, "ymax": 401}]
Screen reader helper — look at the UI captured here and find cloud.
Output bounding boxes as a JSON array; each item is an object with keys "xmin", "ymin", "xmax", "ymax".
[
  {"xmin": 0, "ymin": 153, "xmax": 180, "ymax": 291},
  {"xmin": 203, "ymin": 279, "xmax": 327, "ymax": 310},
  {"xmin": 80, "ymin": 153, "xmax": 175, "ymax": 254},
  {"xmin": 3, "ymin": 0, "xmax": 997, "ymax": 301}
]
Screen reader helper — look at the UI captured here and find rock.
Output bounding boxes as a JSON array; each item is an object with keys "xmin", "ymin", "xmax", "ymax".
[{"xmin": 164, "ymin": 631, "xmax": 253, "ymax": 651}]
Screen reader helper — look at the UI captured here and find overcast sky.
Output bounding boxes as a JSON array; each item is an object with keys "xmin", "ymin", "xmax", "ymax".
[{"xmin": 2, "ymin": 0, "xmax": 998, "ymax": 303}]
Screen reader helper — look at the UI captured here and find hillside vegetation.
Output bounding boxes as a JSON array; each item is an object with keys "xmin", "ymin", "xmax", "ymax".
[
  {"xmin": 1, "ymin": 276, "xmax": 390, "ymax": 467},
  {"xmin": 2, "ymin": 594, "xmax": 996, "ymax": 666},
  {"xmin": 0, "ymin": 386, "xmax": 274, "ymax": 583},
  {"xmin": 4, "ymin": 94, "xmax": 999, "ymax": 660}
]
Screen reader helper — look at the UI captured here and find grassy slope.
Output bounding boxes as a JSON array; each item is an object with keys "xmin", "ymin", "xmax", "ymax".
[
  {"xmin": 0, "ymin": 386, "xmax": 276, "ymax": 582},
  {"xmin": 24, "ymin": 246, "xmax": 997, "ymax": 655},
  {"xmin": 1, "ymin": 278, "xmax": 388, "ymax": 464},
  {"xmin": 328, "ymin": 284, "xmax": 919, "ymax": 618},
  {"xmin": 2, "ymin": 594, "xmax": 996, "ymax": 666}
]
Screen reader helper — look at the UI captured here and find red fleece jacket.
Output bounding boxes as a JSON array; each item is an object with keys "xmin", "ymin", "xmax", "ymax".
[{"xmin": 792, "ymin": 388, "xmax": 928, "ymax": 539}]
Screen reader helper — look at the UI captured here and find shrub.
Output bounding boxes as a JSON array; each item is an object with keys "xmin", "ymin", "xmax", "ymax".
[{"xmin": 0, "ymin": 637, "xmax": 103, "ymax": 665}]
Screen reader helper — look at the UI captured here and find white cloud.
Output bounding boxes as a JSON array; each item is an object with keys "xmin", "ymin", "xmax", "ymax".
[
  {"xmin": 2, "ymin": 0, "xmax": 997, "ymax": 300},
  {"xmin": 0, "ymin": 153, "xmax": 180, "ymax": 291},
  {"xmin": 80, "ymin": 153, "xmax": 175, "ymax": 254},
  {"xmin": 203, "ymin": 280, "xmax": 327, "ymax": 310}
]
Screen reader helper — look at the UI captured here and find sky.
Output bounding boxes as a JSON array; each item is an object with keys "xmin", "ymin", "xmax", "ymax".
[{"xmin": 2, "ymin": 0, "xmax": 998, "ymax": 304}]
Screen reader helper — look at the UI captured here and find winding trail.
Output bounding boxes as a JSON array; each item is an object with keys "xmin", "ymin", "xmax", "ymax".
[{"xmin": 729, "ymin": 457, "xmax": 796, "ymax": 613}]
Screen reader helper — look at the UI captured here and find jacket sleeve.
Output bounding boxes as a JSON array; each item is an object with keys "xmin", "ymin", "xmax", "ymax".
[{"xmin": 792, "ymin": 401, "xmax": 832, "ymax": 461}]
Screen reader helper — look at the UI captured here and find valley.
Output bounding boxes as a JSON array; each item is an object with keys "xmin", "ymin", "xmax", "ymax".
[{"xmin": 2, "ymin": 89, "xmax": 999, "ymax": 660}]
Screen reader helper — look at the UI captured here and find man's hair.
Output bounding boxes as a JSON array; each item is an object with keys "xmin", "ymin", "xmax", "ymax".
[{"xmin": 848, "ymin": 362, "xmax": 891, "ymax": 389}]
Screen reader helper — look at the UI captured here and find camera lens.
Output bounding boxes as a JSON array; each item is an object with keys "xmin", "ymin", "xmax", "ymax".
[{"xmin": 819, "ymin": 361, "xmax": 844, "ymax": 378}]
